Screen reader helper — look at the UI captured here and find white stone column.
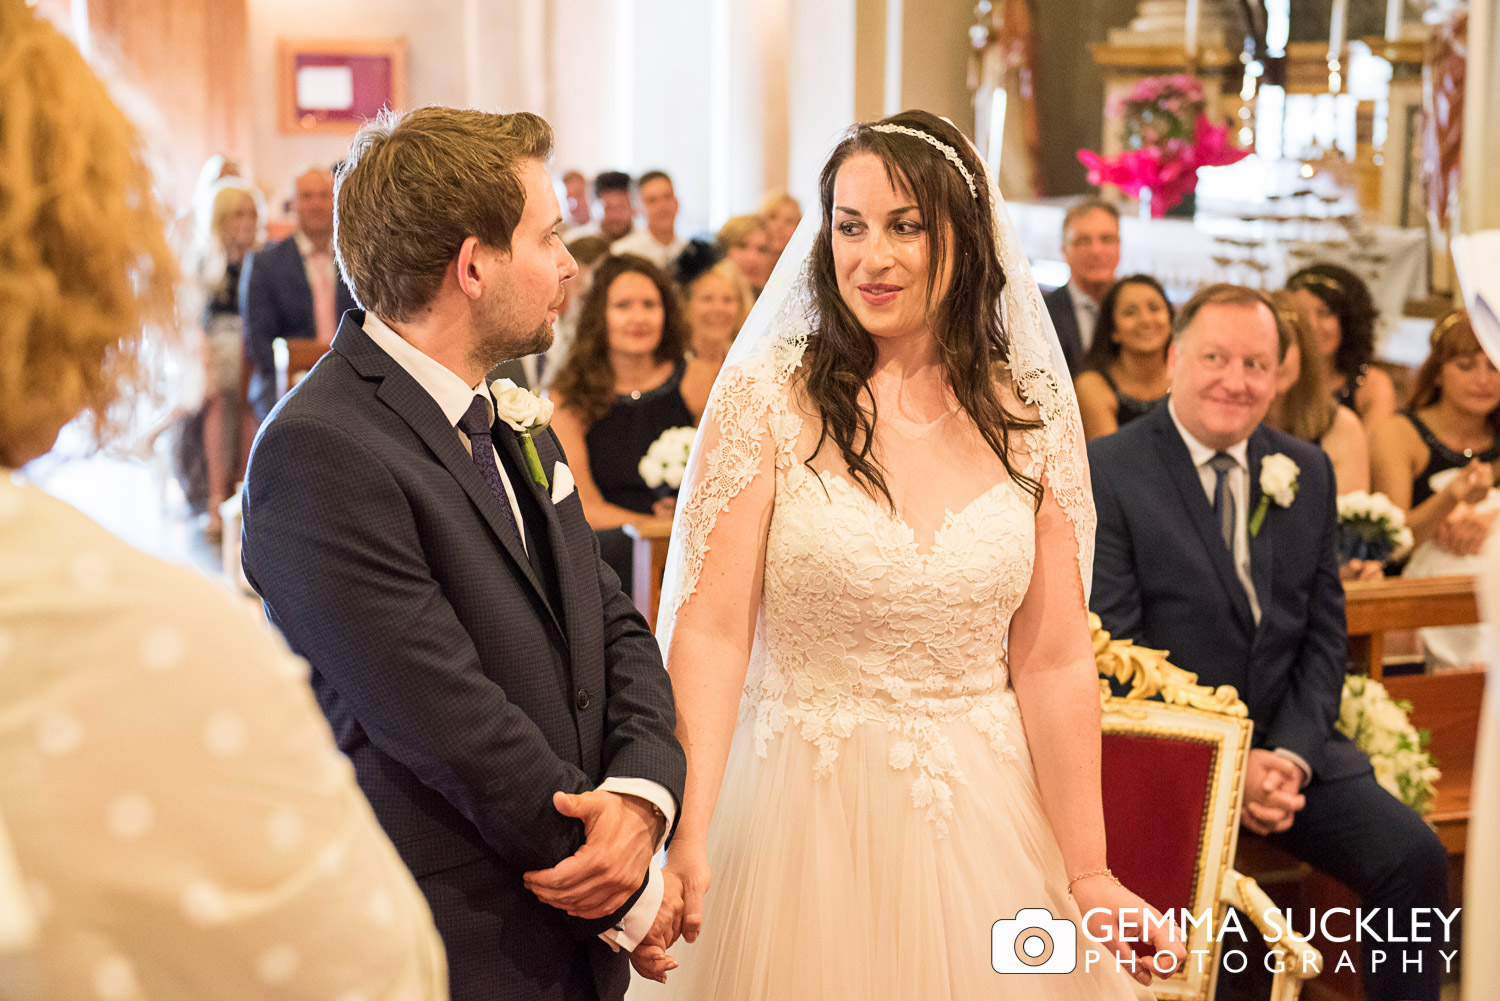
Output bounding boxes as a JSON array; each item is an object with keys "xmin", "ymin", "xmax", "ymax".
[{"xmin": 1461, "ymin": 0, "xmax": 1499, "ymax": 232}]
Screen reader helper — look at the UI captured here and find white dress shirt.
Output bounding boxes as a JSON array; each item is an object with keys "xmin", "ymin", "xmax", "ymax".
[
  {"xmin": 610, "ymin": 229, "xmax": 686, "ymax": 273},
  {"xmin": 1067, "ymin": 284, "xmax": 1102, "ymax": 355},
  {"xmin": 362, "ymin": 313, "xmax": 675, "ymax": 949},
  {"xmin": 1167, "ymin": 400, "xmax": 1312, "ymax": 785}
]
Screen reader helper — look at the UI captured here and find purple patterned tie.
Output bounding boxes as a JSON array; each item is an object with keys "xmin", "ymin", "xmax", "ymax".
[{"xmin": 457, "ymin": 395, "xmax": 523, "ymax": 544}]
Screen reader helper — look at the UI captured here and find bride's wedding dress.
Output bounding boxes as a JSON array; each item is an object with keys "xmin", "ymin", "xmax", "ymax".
[
  {"xmin": 635, "ymin": 355, "xmax": 1148, "ymax": 1000},
  {"xmin": 637, "ymin": 120, "xmax": 1151, "ymax": 999}
]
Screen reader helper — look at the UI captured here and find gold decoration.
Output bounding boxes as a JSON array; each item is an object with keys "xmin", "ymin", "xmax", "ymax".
[{"xmin": 1091, "ymin": 613, "xmax": 1248, "ymax": 716}]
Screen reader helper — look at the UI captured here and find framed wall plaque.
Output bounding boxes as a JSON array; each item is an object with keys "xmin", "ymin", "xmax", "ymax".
[{"xmin": 278, "ymin": 37, "xmax": 407, "ymax": 135}]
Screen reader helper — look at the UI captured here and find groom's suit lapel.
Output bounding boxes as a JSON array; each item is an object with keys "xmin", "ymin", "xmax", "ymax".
[
  {"xmin": 1148, "ymin": 405, "xmax": 1256, "ymax": 634},
  {"xmin": 335, "ymin": 318, "xmax": 564, "ymax": 638},
  {"xmin": 1247, "ymin": 427, "xmax": 1276, "ymax": 632}
]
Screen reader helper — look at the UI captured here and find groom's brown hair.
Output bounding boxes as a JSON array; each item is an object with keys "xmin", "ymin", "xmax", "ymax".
[{"xmin": 334, "ymin": 106, "xmax": 553, "ymax": 322}]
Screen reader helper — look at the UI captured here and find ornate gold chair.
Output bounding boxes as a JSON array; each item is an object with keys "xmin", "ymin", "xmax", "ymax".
[{"xmin": 1092, "ymin": 615, "xmax": 1323, "ymax": 1001}]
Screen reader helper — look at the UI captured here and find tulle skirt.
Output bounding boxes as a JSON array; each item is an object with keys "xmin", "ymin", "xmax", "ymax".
[{"xmin": 630, "ymin": 711, "xmax": 1151, "ymax": 1000}]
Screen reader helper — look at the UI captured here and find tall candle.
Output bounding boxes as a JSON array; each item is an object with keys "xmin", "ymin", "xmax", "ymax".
[
  {"xmin": 1185, "ymin": 0, "xmax": 1200, "ymax": 58},
  {"xmin": 1385, "ymin": 0, "xmax": 1402, "ymax": 41}
]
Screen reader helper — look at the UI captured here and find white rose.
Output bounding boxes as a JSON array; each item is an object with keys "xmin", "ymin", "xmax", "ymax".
[
  {"xmin": 662, "ymin": 458, "xmax": 686, "ymax": 490},
  {"xmin": 1260, "ymin": 453, "xmax": 1300, "ymax": 508},
  {"xmin": 489, "ymin": 379, "xmax": 553, "ymax": 432},
  {"xmin": 638, "ymin": 454, "xmax": 665, "ymax": 489}
]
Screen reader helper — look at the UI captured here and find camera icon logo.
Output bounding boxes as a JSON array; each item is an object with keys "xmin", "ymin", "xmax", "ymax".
[{"xmin": 992, "ymin": 908, "xmax": 1078, "ymax": 974}]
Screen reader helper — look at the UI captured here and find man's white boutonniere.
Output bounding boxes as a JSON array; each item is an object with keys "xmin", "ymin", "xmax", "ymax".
[
  {"xmin": 1250, "ymin": 453, "xmax": 1300, "ymax": 536},
  {"xmin": 490, "ymin": 379, "xmax": 552, "ymax": 490}
]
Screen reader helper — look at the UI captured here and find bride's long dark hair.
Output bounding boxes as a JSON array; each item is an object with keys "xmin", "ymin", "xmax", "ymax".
[{"xmin": 803, "ymin": 109, "xmax": 1042, "ymax": 509}]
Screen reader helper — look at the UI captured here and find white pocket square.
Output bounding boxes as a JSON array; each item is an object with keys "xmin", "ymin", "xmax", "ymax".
[{"xmin": 551, "ymin": 461, "xmax": 576, "ymax": 504}]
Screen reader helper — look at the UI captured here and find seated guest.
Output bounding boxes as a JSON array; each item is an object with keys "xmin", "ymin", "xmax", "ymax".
[
  {"xmin": 1268, "ymin": 290, "xmax": 1370, "ymax": 494},
  {"xmin": 0, "ymin": 4, "xmax": 447, "ymax": 996},
  {"xmin": 611, "ymin": 170, "xmax": 685, "ymax": 272},
  {"xmin": 1287, "ymin": 263, "xmax": 1397, "ymax": 427},
  {"xmin": 560, "ymin": 168, "xmax": 592, "ymax": 232},
  {"xmin": 1090, "ymin": 284, "xmax": 1448, "ymax": 1001},
  {"xmin": 676, "ymin": 243, "xmax": 754, "ymax": 374},
  {"xmin": 550, "ymin": 255, "xmax": 713, "ymax": 583},
  {"xmin": 591, "ymin": 169, "xmax": 636, "ymax": 242},
  {"xmin": 1073, "ymin": 274, "xmax": 1172, "ymax": 439},
  {"xmin": 1370, "ymin": 310, "xmax": 1500, "ymax": 556},
  {"xmin": 716, "ymin": 214, "xmax": 775, "ymax": 296},
  {"xmin": 240, "ymin": 164, "xmax": 356, "ymax": 422},
  {"xmin": 1043, "ymin": 198, "xmax": 1121, "ymax": 374},
  {"xmin": 758, "ymin": 189, "xmax": 803, "ymax": 264}
]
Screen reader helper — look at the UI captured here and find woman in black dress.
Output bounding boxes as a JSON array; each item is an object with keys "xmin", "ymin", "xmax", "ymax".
[
  {"xmin": 1371, "ymin": 311, "xmax": 1500, "ymax": 555},
  {"xmin": 549, "ymin": 254, "xmax": 713, "ymax": 584},
  {"xmin": 1072, "ymin": 274, "xmax": 1172, "ymax": 440}
]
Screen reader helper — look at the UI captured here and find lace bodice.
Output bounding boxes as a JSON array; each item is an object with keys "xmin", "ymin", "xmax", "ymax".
[{"xmin": 736, "ymin": 372, "xmax": 1041, "ymax": 835}]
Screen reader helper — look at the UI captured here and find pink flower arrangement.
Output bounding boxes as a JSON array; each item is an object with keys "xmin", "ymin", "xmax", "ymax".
[{"xmin": 1080, "ymin": 74, "xmax": 1249, "ymax": 216}]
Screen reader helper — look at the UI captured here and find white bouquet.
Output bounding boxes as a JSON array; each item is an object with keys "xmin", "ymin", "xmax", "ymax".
[
  {"xmin": 1336, "ymin": 674, "xmax": 1441, "ymax": 814},
  {"xmin": 637, "ymin": 426, "xmax": 697, "ymax": 494},
  {"xmin": 1335, "ymin": 490, "xmax": 1414, "ymax": 565}
]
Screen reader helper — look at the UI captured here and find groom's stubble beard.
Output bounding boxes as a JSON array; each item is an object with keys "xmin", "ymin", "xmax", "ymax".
[{"xmin": 468, "ymin": 288, "xmax": 556, "ymax": 371}]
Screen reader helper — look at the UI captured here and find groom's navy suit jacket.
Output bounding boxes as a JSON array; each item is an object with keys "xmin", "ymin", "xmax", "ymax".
[
  {"xmin": 1089, "ymin": 401, "xmax": 1368, "ymax": 782},
  {"xmin": 241, "ymin": 312, "xmax": 685, "ymax": 1001}
]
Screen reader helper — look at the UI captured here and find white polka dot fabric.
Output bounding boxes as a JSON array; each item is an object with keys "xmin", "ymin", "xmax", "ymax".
[{"xmin": 0, "ymin": 476, "xmax": 447, "ymax": 999}]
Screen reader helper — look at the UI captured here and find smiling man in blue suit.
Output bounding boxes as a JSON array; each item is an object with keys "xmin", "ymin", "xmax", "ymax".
[{"xmin": 1089, "ymin": 284, "xmax": 1448, "ymax": 1001}]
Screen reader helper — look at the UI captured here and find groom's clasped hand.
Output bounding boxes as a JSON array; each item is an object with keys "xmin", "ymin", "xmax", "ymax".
[{"xmin": 522, "ymin": 789, "xmax": 686, "ymax": 980}]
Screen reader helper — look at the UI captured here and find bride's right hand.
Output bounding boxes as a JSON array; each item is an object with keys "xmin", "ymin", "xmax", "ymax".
[{"xmin": 664, "ymin": 842, "xmax": 711, "ymax": 944}]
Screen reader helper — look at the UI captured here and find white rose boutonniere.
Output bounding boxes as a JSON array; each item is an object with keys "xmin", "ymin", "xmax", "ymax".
[
  {"xmin": 1250, "ymin": 453, "xmax": 1299, "ymax": 536},
  {"xmin": 490, "ymin": 378, "xmax": 554, "ymax": 489}
]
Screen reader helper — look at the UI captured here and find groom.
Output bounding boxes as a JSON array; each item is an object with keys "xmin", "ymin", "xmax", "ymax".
[
  {"xmin": 241, "ymin": 107, "xmax": 686, "ymax": 1001},
  {"xmin": 1088, "ymin": 284, "xmax": 1449, "ymax": 1001}
]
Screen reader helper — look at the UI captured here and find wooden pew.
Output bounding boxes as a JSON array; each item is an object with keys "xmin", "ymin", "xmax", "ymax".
[
  {"xmin": 1385, "ymin": 666, "xmax": 1486, "ymax": 855},
  {"xmin": 273, "ymin": 337, "xmax": 331, "ymax": 400},
  {"xmin": 622, "ymin": 517, "xmax": 674, "ymax": 624},
  {"xmin": 1343, "ymin": 574, "xmax": 1479, "ymax": 680}
]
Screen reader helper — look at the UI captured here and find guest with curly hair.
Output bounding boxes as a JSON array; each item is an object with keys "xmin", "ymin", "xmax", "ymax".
[
  {"xmin": 1287, "ymin": 263, "xmax": 1397, "ymax": 426},
  {"xmin": 0, "ymin": 2, "xmax": 446, "ymax": 997}
]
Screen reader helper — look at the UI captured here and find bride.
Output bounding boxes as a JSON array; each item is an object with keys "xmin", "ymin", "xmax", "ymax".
[{"xmin": 637, "ymin": 111, "xmax": 1180, "ymax": 998}]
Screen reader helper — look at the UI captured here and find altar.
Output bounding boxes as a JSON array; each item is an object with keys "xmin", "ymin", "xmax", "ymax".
[{"xmin": 1007, "ymin": 198, "xmax": 1430, "ymax": 337}]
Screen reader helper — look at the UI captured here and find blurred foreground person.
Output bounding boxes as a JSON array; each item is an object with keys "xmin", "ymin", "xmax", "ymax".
[{"xmin": 0, "ymin": 4, "xmax": 447, "ymax": 997}]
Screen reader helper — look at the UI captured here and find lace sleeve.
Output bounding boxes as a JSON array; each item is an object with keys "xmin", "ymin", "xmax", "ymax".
[{"xmin": 656, "ymin": 349, "xmax": 800, "ymax": 653}]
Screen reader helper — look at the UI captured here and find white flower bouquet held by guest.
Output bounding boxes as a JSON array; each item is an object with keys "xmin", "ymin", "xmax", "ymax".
[
  {"xmin": 639, "ymin": 110, "xmax": 1181, "ymax": 998},
  {"xmin": 637, "ymin": 427, "xmax": 696, "ymax": 494},
  {"xmin": 1335, "ymin": 491, "xmax": 1414, "ymax": 566}
]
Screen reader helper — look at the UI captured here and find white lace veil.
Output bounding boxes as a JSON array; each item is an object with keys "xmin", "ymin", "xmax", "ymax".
[{"xmin": 655, "ymin": 119, "xmax": 1096, "ymax": 652}]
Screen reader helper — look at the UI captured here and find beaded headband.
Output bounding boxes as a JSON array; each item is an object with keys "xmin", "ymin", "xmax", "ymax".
[
  {"xmin": 1429, "ymin": 310, "xmax": 1471, "ymax": 349},
  {"xmin": 868, "ymin": 124, "xmax": 979, "ymax": 201}
]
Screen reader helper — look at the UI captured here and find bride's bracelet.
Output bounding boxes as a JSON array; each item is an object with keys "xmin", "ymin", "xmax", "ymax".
[{"xmin": 1066, "ymin": 867, "xmax": 1121, "ymax": 893}]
